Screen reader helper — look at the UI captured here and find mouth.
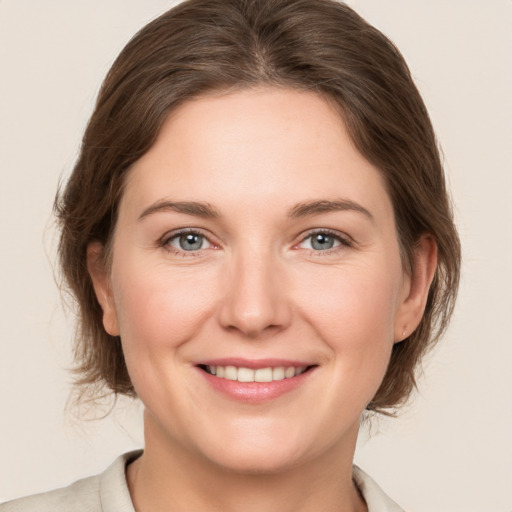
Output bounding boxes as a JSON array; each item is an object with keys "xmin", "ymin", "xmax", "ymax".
[
  {"xmin": 198, "ymin": 364, "xmax": 312, "ymax": 383},
  {"xmin": 195, "ymin": 358, "xmax": 317, "ymax": 402}
]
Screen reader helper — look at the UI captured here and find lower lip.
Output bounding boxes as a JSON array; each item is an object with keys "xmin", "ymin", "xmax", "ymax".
[{"xmin": 197, "ymin": 367, "xmax": 315, "ymax": 403}]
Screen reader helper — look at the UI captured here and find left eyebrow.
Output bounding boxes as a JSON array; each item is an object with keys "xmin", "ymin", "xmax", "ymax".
[
  {"xmin": 288, "ymin": 199, "xmax": 374, "ymax": 221},
  {"xmin": 137, "ymin": 200, "xmax": 221, "ymax": 221}
]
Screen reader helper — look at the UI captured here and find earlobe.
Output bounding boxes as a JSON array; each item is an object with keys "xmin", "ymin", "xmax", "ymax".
[
  {"xmin": 394, "ymin": 235, "xmax": 438, "ymax": 343},
  {"xmin": 87, "ymin": 241, "xmax": 120, "ymax": 337}
]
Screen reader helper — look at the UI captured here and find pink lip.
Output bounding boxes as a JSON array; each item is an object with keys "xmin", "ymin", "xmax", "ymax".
[{"xmin": 195, "ymin": 360, "xmax": 316, "ymax": 403}]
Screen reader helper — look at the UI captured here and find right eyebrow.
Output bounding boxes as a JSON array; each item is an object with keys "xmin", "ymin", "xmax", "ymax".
[
  {"xmin": 288, "ymin": 199, "xmax": 374, "ymax": 222},
  {"xmin": 137, "ymin": 200, "xmax": 221, "ymax": 221}
]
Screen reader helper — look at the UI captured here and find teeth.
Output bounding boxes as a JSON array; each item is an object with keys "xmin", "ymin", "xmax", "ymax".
[
  {"xmin": 204, "ymin": 365, "xmax": 308, "ymax": 382},
  {"xmin": 224, "ymin": 365, "xmax": 237, "ymax": 381},
  {"xmin": 255, "ymin": 367, "xmax": 273, "ymax": 382},
  {"xmin": 237, "ymin": 367, "xmax": 255, "ymax": 382},
  {"xmin": 285, "ymin": 366, "xmax": 296, "ymax": 378},
  {"xmin": 272, "ymin": 367, "xmax": 285, "ymax": 380}
]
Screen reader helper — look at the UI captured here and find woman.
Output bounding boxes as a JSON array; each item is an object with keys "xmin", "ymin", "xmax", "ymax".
[{"xmin": 1, "ymin": 0, "xmax": 460, "ymax": 511}]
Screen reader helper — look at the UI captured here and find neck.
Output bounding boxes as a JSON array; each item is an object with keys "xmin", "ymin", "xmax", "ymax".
[{"xmin": 127, "ymin": 410, "xmax": 367, "ymax": 512}]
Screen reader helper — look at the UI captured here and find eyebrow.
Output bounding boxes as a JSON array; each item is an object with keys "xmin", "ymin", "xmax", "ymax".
[
  {"xmin": 138, "ymin": 200, "xmax": 221, "ymax": 221},
  {"xmin": 137, "ymin": 198, "xmax": 373, "ymax": 222},
  {"xmin": 288, "ymin": 199, "xmax": 373, "ymax": 221}
]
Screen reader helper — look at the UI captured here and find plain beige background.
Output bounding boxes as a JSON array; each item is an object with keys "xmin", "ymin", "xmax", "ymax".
[{"xmin": 1, "ymin": 1, "xmax": 511, "ymax": 510}]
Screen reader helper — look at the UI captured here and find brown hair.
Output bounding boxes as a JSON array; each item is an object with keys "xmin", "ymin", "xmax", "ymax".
[{"xmin": 56, "ymin": 0, "xmax": 461, "ymax": 414}]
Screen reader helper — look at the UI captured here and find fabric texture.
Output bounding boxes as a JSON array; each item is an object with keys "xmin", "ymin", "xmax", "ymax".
[{"xmin": 1, "ymin": 451, "xmax": 404, "ymax": 512}]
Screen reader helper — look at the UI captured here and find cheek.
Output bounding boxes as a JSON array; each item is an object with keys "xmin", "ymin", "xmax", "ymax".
[
  {"xmin": 111, "ymin": 259, "xmax": 218, "ymax": 355},
  {"xmin": 110, "ymin": 261, "xmax": 221, "ymax": 409},
  {"xmin": 296, "ymin": 264, "xmax": 400, "ymax": 338},
  {"xmin": 292, "ymin": 262, "xmax": 401, "ymax": 391}
]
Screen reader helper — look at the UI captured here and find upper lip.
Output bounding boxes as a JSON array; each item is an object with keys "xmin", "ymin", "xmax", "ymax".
[{"xmin": 196, "ymin": 358, "xmax": 315, "ymax": 369}]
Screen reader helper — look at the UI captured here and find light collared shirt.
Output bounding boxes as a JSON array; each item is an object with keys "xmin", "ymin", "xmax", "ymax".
[{"xmin": 1, "ymin": 451, "xmax": 404, "ymax": 512}]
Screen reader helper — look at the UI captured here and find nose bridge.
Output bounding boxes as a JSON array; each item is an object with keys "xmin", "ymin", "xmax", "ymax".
[{"xmin": 218, "ymin": 242, "xmax": 291, "ymax": 337}]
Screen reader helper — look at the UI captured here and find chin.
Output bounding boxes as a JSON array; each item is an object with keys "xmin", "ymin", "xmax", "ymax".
[
  {"xmin": 205, "ymin": 442, "xmax": 308, "ymax": 475},
  {"xmin": 190, "ymin": 415, "xmax": 352, "ymax": 475}
]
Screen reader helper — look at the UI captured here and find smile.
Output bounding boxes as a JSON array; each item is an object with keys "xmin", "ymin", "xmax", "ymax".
[
  {"xmin": 202, "ymin": 365, "xmax": 309, "ymax": 382},
  {"xmin": 196, "ymin": 359, "xmax": 317, "ymax": 402}
]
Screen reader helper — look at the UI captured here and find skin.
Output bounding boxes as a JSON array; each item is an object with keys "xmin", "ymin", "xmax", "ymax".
[{"xmin": 89, "ymin": 87, "xmax": 437, "ymax": 512}]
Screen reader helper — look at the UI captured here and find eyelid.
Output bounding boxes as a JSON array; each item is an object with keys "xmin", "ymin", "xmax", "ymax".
[
  {"xmin": 157, "ymin": 227, "xmax": 353, "ymax": 256},
  {"xmin": 294, "ymin": 228, "xmax": 354, "ymax": 251},
  {"xmin": 159, "ymin": 227, "xmax": 218, "ymax": 254}
]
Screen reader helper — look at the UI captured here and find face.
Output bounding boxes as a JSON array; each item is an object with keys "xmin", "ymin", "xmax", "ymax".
[{"xmin": 90, "ymin": 88, "xmax": 426, "ymax": 473}]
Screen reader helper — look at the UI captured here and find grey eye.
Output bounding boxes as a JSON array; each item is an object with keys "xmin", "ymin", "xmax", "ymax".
[
  {"xmin": 310, "ymin": 233, "xmax": 335, "ymax": 250},
  {"xmin": 170, "ymin": 233, "xmax": 210, "ymax": 251},
  {"xmin": 299, "ymin": 232, "xmax": 342, "ymax": 251}
]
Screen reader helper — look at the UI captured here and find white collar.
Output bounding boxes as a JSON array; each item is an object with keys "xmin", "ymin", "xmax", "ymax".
[
  {"xmin": 352, "ymin": 465, "xmax": 405, "ymax": 512},
  {"xmin": 101, "ymin": 452, "xmax": 405, "ymax": 512}
]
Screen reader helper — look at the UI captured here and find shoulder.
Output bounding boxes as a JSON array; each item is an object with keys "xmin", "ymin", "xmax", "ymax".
[
  {"xmin": 0, "ymin": 451, "xmax": 141, "ymax": 512},
  {"xmin": 352, "ymin": 465, "xmax": 405, "ymax": 512},
  {"xmin": 0, "ymin": 474, "xmax": 101, "ymax": 512}
]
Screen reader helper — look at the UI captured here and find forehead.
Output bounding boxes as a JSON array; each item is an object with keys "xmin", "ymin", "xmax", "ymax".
[{"xmin": 122, "ymin": 87, "xmax": 393, "ymax": 222}]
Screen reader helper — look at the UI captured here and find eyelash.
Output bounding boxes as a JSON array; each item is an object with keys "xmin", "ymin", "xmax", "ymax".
[
  {"xmin": 158, "ymin": 228, "xmax": 353, "ymax": 256},
  {"xmin": 296, "ymin": 229, "xmax": 353, "ymax": 255},
  {"xmin": 159, "ymin": 228, "xmax": 215, "ymax": 257}
]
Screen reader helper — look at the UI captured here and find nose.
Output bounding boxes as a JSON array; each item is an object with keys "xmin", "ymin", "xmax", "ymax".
[{"xmin": 217, "ymin": 249, "xmax": 292, "ymax": 338}]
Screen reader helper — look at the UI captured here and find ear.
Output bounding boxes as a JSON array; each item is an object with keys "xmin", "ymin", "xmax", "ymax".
[
  {"xmin": 394, "ymin": 234, "xmax": 438, "ymax": 343},
  {"xmin": 87, "ymin": 241, "xmax": 120, "ymax": 337}
]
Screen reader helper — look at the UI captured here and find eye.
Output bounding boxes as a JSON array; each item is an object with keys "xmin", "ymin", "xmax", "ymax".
[
  {"xmin": 298, "ymin": 230, "xmax": 349, "ymax": 251},
  {"xmin": 166, "ymin": 231, "xmax": 212, "ymax": 252}
]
